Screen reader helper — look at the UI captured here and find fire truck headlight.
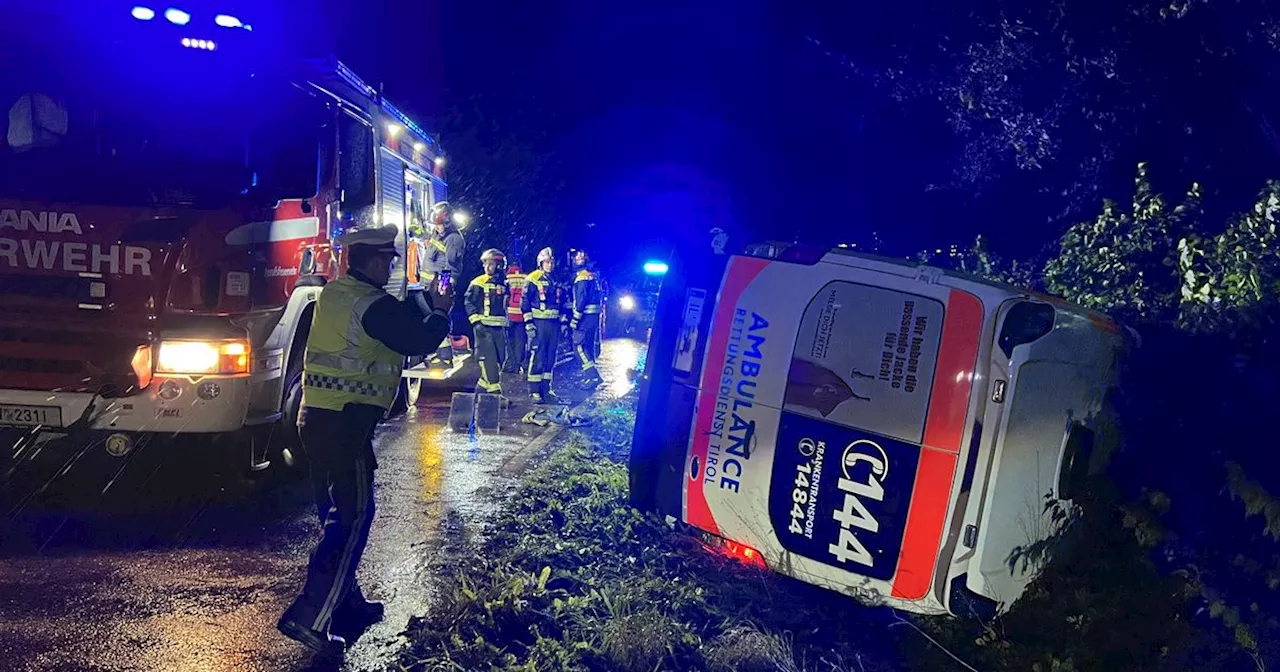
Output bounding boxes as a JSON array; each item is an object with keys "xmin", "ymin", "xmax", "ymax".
[
  {"xmin": 157, "ymin": 340, "xmax": 251, "ymax": 375},
  {"xmin": 619, "ymin": 295, "xmax": 637, "ymax": 312}
]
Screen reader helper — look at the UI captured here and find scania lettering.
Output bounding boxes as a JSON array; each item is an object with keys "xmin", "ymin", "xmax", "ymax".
[
  {"xmin": 0, "ymin": 6, "xmax": 451, "ymax": 477},
  {"xmin": 631, "ymin": 242, "xmax": 1133, "ymax": 617}
]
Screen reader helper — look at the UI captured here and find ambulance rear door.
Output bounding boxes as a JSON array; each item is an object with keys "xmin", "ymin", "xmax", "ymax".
[{"xmin": 674, "ymin": 252, "xmax": 985, "ymax": 610}]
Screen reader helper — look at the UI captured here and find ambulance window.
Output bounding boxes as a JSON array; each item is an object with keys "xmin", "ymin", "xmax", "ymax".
[
  {"xmin": 997, "ymin": 301, "xmax": 1056, "ymax": 359},
  {"xmin": 783, "ymin": 281, "xmax": 945, "ymax": 445}
]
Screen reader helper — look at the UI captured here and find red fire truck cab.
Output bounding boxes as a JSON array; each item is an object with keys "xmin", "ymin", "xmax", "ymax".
[{"xmin": 0, "ymin": 6, "xmax": 448, "ymax": 475}]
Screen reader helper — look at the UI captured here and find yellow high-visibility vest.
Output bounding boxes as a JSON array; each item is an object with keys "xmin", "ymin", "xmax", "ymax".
[{"xmin": 301, "ymin": 275, "xmax": 404, "ymax": 411}]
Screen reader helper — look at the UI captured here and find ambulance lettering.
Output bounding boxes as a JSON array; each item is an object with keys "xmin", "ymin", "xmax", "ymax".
[
  {"xmin": 705, "ymin": 308, "xmax": 769, "ymax": 494},
  {"xmin": 0, "ymin": 209, "xmax": 153, "ymax": 276},
  {"xmin": 828, "ymin": 439, "xmax": 890, "ymax": 568}
]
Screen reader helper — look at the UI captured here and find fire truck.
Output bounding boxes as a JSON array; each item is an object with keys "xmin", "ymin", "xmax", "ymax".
[{"xmin": 0, "ymin": 5, "xmax": 450, "ymax": 477}]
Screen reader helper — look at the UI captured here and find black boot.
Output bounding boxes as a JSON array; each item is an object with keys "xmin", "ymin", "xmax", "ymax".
[
  {"xmin": 330, "ymin": 599, "xmax": 384, "ymax": 643},
  {"xmin": 277, "ymin": 614, "xmax": 346, "ymax": 658}
]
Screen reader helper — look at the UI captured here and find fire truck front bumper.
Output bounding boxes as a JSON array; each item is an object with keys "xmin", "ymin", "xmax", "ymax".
[{"xmin": 0, "ymin": 374, "xmax": 252, "ymax": 437}]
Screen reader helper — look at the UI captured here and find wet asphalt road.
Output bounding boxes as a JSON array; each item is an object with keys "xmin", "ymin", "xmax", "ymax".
[{"xmin": 0, "ymin": 339, "xmax": 644, "ymax": 672}]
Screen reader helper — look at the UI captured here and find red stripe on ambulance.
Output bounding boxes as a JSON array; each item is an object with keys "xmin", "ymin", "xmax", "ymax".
[
  {"xmin": 685, "ymin": 257, "xmax": 770, "ymax": 536},
  {"xmin": 891, "ymin": 289, "xmax": 983, "ymax": 600}
]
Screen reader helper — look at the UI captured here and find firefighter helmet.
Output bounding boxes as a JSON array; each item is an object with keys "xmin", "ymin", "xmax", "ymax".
[
  {"xmin": 537, "ymin": 247, "xmax": 554, "ymax": 265},
  {"xmin": 429, "ymin": 201, "xmax": 450, "ymax": 226},
  {"xmin": 480, "ymin": 248, "xmax": 506, "ymax": 264}
]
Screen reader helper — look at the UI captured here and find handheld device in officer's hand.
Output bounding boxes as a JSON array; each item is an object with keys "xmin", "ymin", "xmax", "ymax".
[{"xmin": 436, "ymin": 270, "xmax": 453, "ymax": 295}]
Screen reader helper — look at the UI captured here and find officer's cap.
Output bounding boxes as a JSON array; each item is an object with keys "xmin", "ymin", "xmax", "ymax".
[{"xmin": 339, "ymin": 225, "xmax": 399, "ymax": 255}]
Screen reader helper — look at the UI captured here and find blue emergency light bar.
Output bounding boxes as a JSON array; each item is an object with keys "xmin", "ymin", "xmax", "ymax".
[
  {"xmin": 333, "ymin": 61, "xmax": 437, "ymax": 149},
  {"xmin": 643, "ymin": 261, "xmax": 669, "ymax": 276}
]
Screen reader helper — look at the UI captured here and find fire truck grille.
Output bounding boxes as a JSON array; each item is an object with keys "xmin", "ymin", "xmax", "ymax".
[
  {"xmin": 0, "ymin": 275, "xmax": 84, "ymax": 301},
  {"xmin": 0, "ymin": 326, "xmax": 145, "ymax": 395}
]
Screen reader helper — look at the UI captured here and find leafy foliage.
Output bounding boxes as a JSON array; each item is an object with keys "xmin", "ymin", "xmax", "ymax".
[
  {"xmin": 929, "ymin": 163, "xmax": 1280, "ymax": 671},
  {"xmin": 1042, "ymin": 162, "xmax": 1203, "ymax": 323}
]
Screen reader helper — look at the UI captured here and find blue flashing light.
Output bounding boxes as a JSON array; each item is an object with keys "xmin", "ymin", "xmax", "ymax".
[
  {"xmin": 181, "ymin": 38, "xmax": 217, "ymax": 50},
  {"xmin": 381, "ymin": 100, "xmax": 435, "ymax": 147},
  {"xmin": 131, "ymin": 6, "xmax": 156, "ymax": 20},
  {"xmin": 214, "ymin": 14, "xmax": 242, "ymax": 28},
  {"xmin": 164, "ymin": 7, "xmax": 191, "ymax": 25},
  {"xmin": 642, "ymin": 261, "xmax": 669, "ymax": 276}
]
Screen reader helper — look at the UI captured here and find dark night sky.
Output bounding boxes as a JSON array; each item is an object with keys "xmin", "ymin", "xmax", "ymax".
[
  {"xmin": 303, "ymin": 0, "xmax": 944, "ymax": 267},
  {"xmin": 287, "ymin": 0, "xmax": 1280, "ymax": 272}
]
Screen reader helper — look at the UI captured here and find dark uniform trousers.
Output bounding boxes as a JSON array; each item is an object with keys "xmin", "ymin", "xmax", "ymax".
[
  {"xmin": 286, "ymin": 403, "xmax": 382, "ymax": 633},
  {"xmin": 573, "ymin": 313, "xmax": 601, "ymax": 372},
  {"xmin": 504, "ymin": 322, "xmax": 527, "ymax": 373},
  {"xmin": 527, "ymin": 318, "xmax": 560, "ymax": 397},
  {"xmin": 474, "ymin": 324, "xmax": 506, "ymax": 392}
]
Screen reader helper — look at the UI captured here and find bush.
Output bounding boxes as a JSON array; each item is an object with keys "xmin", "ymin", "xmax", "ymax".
[{"xmin": 923, "ymin": 164, "xmax": 1280, "ymax": 670}]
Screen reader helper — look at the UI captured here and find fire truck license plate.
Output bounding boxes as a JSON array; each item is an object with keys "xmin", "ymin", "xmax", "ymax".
[{"xmin": 0, "ymin": 404, "xmax": 63, "ymax": 428}]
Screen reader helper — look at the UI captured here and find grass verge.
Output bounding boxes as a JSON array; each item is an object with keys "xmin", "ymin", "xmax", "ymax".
[{"xmin": 397, "ymin": 398, "xmax": 904, "ymax": 672}]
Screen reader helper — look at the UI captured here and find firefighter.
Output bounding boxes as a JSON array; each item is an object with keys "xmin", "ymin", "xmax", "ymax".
[
  {"xmin": 570, "ymin": 249, "xmax": 604, "ymax": 389},
  {"xmin": 424, "ymin": 201, "xmax": 465, "ymax": 365},
  {"xmin": 278, "ymin": 225, "xmax": 452, "ymax": 657},
  {"xmin": 466, "ymin": 249, "xmax": 509, "ymax": 395},
  {"xmin": 522, "ymin": 247, "xmax": 565, "ymax": 404},
  {"xmin": 503, "ymin": 261, "xmax": 527, "ymax": 374}
]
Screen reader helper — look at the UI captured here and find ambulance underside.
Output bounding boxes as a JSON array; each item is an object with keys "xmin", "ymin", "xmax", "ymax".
[{"xmin": 631, "ymin": 248, "xmax": 1125, "ymax": 616}]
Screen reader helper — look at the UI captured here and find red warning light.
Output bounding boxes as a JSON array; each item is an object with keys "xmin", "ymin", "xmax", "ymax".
[{"xmin": 708, "ymin": 536, "xmax": 767, "ymax": 569}]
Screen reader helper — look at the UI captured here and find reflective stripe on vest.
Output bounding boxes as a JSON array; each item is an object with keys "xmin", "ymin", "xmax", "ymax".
[
  {"xmin": 301, "ymin": 275, "xmax": 404, "ymax": 411},
  {"xmin": 469, "ymin": 276, "xmax": 511, "ymax": 327},
  {"xmin": 303, "ymin": 372, "xmax": 397, "ymax": 399},
  {"xmin": 525, "ymin": 271, "xmax": 559, "ymax": 319}
]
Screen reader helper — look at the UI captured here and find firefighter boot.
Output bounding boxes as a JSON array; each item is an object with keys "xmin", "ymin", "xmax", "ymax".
[
  {"xmin": 277, "ymin": 614, "xmax": 346, "ymax": 658},
  {"xmin": 330, "ymin": 599, "xmax": 384, "ymax": 643}
]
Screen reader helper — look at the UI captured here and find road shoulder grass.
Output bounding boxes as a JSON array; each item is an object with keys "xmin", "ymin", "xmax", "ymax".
[{"xmin": 397, "ymin": 397, "xmax": 905, "ymax": 672}]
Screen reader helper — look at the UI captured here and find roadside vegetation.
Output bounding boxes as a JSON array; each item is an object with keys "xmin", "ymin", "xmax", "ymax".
[{"xmin": 398, "ymin": 398, "xmax": 911, "ymax": 672}]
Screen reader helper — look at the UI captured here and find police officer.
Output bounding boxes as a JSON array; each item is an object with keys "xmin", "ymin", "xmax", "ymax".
[
  {"xmin": 503, "ymin": 261, "xmax": 527, "ymax": 374},
  {"xmin": 424, "ymin": 201, "xmax": 465, "ymax": 365},
  {"xmin": 278, "ymin": 225, "xmax": 453, "ymax": 657},
  {"xmin": 570, "ymin": 249, "xmax": 604, "ymax": 389},
  {"xmin": 522, "ymin": 247, "xmax": 564, "ymax": 404},
  {"xmin": 466, "ymin": 249, "xmax": 509, "ymax": 394}
]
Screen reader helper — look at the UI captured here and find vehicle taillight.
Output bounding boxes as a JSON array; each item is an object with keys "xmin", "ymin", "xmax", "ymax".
[
  {"xmin": 131, "ymin": 344, "xmax": 154, "ymax": 390},
  {"xmin": 701, "ymin": 533, "xmax": 767, "ymax": 569}
]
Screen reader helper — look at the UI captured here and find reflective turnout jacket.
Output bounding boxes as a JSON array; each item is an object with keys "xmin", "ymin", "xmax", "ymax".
[
  {"xmin": 506, "ymin": 271, "xmax": 526, "ymax": 323},
  {"xmin": 521, "ymin": 268, "xmax": 560, "ymax": 321},
  {"xmin": 465, "ymin": 273, "xmax": 510, "ymax": 328},
  {"xmin": 572, "ymin": 267, "xmax": 602, "ymax": 321}
]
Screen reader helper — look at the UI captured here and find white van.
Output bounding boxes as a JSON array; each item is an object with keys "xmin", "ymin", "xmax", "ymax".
[{"xmin": 629, "ymin": 242, "xmax": 1133, "ymax": 617}]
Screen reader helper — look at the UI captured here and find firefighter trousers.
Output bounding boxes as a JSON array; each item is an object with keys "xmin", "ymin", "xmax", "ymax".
[
  {"xmin": 573, "ymin": 314, "xmax": 601, "ymax": 375},
  {"xmin": 285, "ymin": 404, "xmax": 381, "ymax": 634},
  {"xmin": 474, "ymin": 324, "xmax": 506, "ymax": 393},
  {"xmin": 504, "ymin": 321, "xmax": 527, "ymax": 373},
  {"xmin": 526, "ymin": 318, "xmax": 559, "ymax": 398}
]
